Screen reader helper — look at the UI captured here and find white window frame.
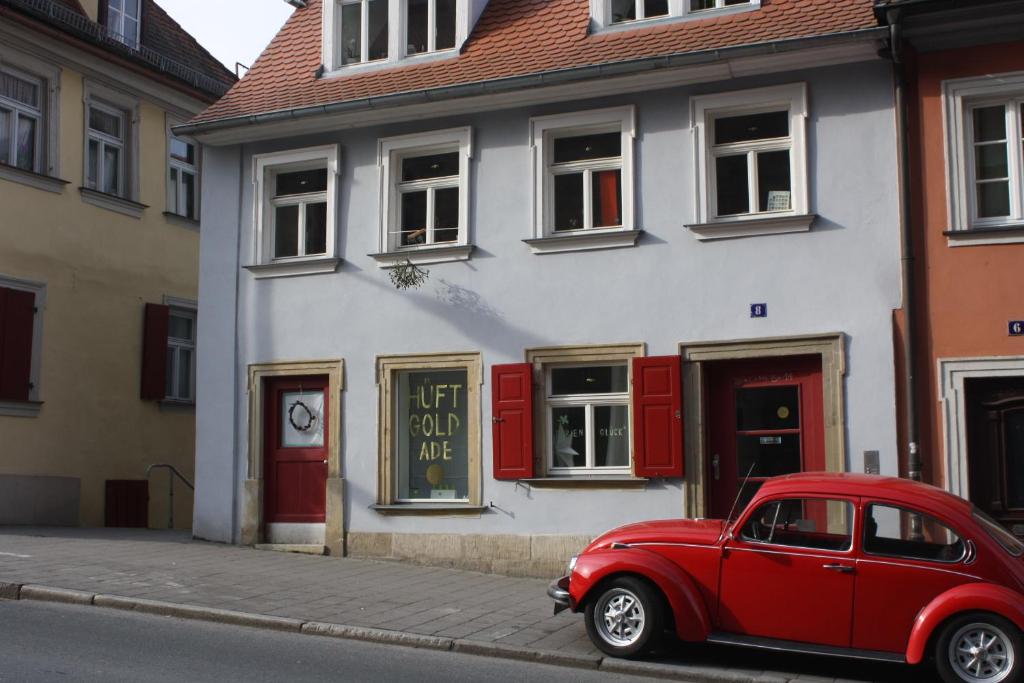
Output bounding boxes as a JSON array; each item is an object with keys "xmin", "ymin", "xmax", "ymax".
[
  {"xmin": 249, "ymin": 145, "xmax": 340, "ymax": 278},
  {"xmin": 590, "ymin": 0, "xmax": 759, "ymax": 31},
  {"xmin": 0, "ymin": 47, "xmax": 61, "ymax": 188},
  {"xmin": 402, "ymin": 0, "xmax": 459, "ymax": 57},
  {"xmin": 164, "ymin": 297, "xmax": 197, "ymax": 404},
  {"xmin": 376, "ymin": 127, "xmax": 472, "ymax": 265},
  {"xmin": 107, "ymin": 0, "xmax": 142, "ymax": 48},
  {"xmin": 943, "ymin": 71, "xmax": 1024, "ymax": 246},
  {"xmin": 81, "ymin": 81, "xmax": 139, "ymax": 205},
  {"xmin": 528, "ymin": 106, "xmax": 638, "ymax": 253},
  {"xmin": 689, "ymin": 83, "xmax": 811, "ymax": 240},
  {"xmin": 166, "ymin": 115, "xmax": 199, "ymax": 222},
  {"xmin": 0, "ymin": 273, "xmax": 45, "ymax": 417},
  {"xmin": 334, "ymin": 0, "xmax": 389, "ymax": 66},
  {"xmin": 544, "ymin": 361, "xmax": 632, "ymax": 477},
  {"xmin": 87, "ymin": 100, "xmax": 126, "ymax": 197},
  {"xmin": 322, "ymin": 0, "xmax": 471, "ymax": 74},
  {"xmin": 0, "ymin": 66, "xmax": 43, "ymax": 174}
]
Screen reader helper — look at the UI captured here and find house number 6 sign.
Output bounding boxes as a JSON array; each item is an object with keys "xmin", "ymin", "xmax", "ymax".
[{"xmin": 1011, "ymin": 321, "xmax": 1024, "ymax": 337}]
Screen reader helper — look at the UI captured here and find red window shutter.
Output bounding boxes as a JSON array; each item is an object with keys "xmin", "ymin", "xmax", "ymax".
[
  {"xmin": 632, "ymin": 355, "xmax": 684, "ymax": 478},
  {"xmin": 491, "ymin": 363, "xmax": 534, "ymax": 480},
  {"xmin": 0, "ymin": 286, "xmax": 36, "ymax": 402},
  {"xmin": 140, "ymin": 303, "xmax": 170, "ymax": 400}
]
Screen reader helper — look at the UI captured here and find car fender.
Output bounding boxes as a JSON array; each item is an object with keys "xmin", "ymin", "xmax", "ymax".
[
  {"xmin": 570, "ymin": 547, "xmax": 711, "ymax": 642},
  {"xmin": 906, "ymin": 583, "xmax": 1024, "ymax": 665}
]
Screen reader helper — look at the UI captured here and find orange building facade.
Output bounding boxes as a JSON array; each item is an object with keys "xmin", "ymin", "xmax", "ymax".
[{"xmin": 896, "ymin": 1, "xmax": 1024, "ymax": 535}]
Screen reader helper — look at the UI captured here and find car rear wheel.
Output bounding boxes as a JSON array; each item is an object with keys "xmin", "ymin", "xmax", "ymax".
[
  {"xmin": 935, "ymin": 613, "xmax": 1022, "ymax": 683},
  {"xmin": 584, "ymin": 576, "xmax": 663, "ymax": 658}
]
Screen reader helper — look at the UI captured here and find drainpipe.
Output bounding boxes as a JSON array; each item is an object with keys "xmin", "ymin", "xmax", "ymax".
[{"xmin": 885, "ymin": 7, "xmax": 923, "ymax": 483}]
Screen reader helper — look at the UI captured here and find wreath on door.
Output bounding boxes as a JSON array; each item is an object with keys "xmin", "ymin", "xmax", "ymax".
[{"xmin": 288, "ymin": 399, "xmax": 317, "ymax": 432}]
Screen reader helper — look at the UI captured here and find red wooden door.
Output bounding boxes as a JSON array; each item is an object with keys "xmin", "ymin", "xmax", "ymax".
[
  {"xmin": 264, "ymin": 376, "xmax": 328, "ymax": 525},
  {"xmin": 707, "ymin": 356, "xmax": 824, "ymax": 519}
]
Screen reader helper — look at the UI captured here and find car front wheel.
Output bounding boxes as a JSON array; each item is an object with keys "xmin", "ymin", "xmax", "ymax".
[
  {"xmin": 584, "ymin": 576, "xmax": 663, "ymax": 658},
  {"xmin": 935, "ymin": 612, "xmax": 1022, "ymax": 683}
]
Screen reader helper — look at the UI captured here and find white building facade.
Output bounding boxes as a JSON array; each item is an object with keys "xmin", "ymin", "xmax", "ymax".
[{"xmin": 184, "ymin": 0, "xmax": 902, "ymax": 576}]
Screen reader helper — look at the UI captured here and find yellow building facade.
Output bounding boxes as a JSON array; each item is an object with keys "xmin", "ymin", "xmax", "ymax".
[{"xmin": 0, "ymin": 0, "xmax": 234, "ymax": 529}]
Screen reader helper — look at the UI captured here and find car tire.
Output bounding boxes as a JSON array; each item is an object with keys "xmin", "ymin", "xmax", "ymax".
[
  {"xmin": 934, "ymin": 612, "xmax": 1022, "ymax": 683},
  {"xmin": 584, "ymin": 576, "xmax": 664, "ymax": 658}
]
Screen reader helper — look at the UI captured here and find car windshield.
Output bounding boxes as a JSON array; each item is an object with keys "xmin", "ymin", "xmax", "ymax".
[{"xmin": 973, "ymin": 509, "xmax": 1024, "ymax": 557}]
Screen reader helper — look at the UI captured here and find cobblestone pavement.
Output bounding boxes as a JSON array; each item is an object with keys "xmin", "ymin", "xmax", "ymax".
[{"xmin": 0, "ymin": 527, "xmax": 929, "ymax": 683}]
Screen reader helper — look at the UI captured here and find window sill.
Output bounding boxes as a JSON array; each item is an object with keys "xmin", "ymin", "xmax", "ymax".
[
  {"xmin": 944, "ymin": 225, "xmax": 1024, "ymax": 247},
  {"xmin": 79, "ymin": 187, "xmax": 148, "ymax": 219},
  {"xmin": 244, "ymin": 257, "xmax": 342, "ymax": 279},
  {"xmin": 686, "ymin": 213, "xmax": 815, "ymax": 241},
  {"xmin": 163, "ymin": 211, "xmax": 200, "ymax": 231},
  {"xmin": 524, "ymin": 229, "xmax": 643, "ymax": 254},
  {"xmin": 0, "ymin": 399, "xmax": 43, "ymax": 418},
  {"xmin": 370, "ymin": 503, "xmax": 487, "ymax": 516},
  {"xmin": 159, "ymin": 399, "xmax": 195, "ymax": 411},
  {"xmin": 521, "ymin": 477, "xmax": 649, "ymax": 490},
  {"xmin": 369, "ymin": 244, "xmax": 474, "ymax": 267},
  {"xmin": 0, "ymin": 164, "xmax": 69, "ymax": 194}
]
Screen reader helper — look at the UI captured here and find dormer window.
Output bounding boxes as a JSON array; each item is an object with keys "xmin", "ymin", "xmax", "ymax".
[
  {"xmin": 610, "ymin": 0, "xmax": 668, "ymax": 24},
  {"xmin": 107, "ymin": 0, "xmax": 141, "ymax": 48},
  {"xmin": 324, "ymin": 0, "xmax": 471, "ymax": 72},
  {"xmin": 339, "ymin": 0, "xmax": 389, "ymax": 65},
  {"xmin": 406, "ymin": 0, "xmax": 457, "ymax": 55},
  {"xmin": 597, "ymin": 0, "xmax": 758, "ymax": 29}
]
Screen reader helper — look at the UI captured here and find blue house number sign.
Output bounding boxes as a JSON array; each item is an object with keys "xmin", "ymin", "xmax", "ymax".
[
  {"xmin": 1011, "ymin": 321, "xmax": 1024, "ymax": 337},
  {"xmin": 750, "ymin": 303, "xmax": 768, "ymax": 318}
]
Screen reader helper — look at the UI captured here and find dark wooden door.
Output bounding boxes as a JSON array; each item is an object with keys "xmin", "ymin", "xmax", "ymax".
[
  {"xmin": 966, "ymin": 376, "xmax": 1024, "ymax": 536},
  {"xmin": 706, "ymin": 355, "xmax": 824, "ymax": 519},
  {"xmin": 264, "ymin": 376, "xmax": 328, "ymax": 525}
]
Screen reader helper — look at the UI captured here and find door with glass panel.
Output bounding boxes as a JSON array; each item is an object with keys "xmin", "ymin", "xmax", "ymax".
[
  {"xmin": 263, "ymin": 376, "xmax": 328, "ymax": 538},
  {"xmin": 965, "ymin": 377, "xmax": 1024, "ymax": 536},
  {"xmin": 706, "ymin": 356, "xmax": 824, "ymax": 518}
]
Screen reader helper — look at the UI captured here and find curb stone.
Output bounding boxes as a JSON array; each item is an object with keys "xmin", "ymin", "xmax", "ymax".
[
  {"xmin": 452, "ymin": 639, "xmax": 602, "ymax": 669},
  {"xmin": 5, "ymin": 580, "xmax": 795, "ymax": 683},
  {"xmin": 92, "ymin": 595, "xmax": 304, "ymax": 632},
  {"xmin": 301, "ymin": 621, "xmax": 454, "ymax": 651},
  {"xmin": 20, "ymin": 585, "xmax": 95, "ymax": 605}
]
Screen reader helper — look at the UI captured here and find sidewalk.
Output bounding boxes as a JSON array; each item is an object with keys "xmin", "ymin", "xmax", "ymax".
[{"xmin": 0, "ymin": 527, "xmax": 878, "ymax": 682}]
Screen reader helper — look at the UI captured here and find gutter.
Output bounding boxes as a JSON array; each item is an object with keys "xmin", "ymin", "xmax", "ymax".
[
  {"xmin": 176, "ymin": 26, "xmax": 887, "ymax": 137},
  {"xmin": 881, "ymin": 6, "xmax": 923, "ymax": 483}
]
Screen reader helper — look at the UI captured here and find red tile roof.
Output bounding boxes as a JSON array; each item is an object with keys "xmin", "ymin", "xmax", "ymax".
[{"xmin": 193, "ymin": 0, "xmax": 878, "ymax": 125}]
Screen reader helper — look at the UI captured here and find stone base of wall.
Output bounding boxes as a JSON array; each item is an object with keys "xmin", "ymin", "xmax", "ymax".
[
  {"xmin": 0, "ymin": 475, "xmax": 80, "ymax": 526},
  {"xmin": 346, "ymin": 532, "xmax": 594, "ymax": 578}
]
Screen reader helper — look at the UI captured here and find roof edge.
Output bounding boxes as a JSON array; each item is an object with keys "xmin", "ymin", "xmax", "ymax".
[{"xmin": 179, "ymin": 26, "xmax": 888, "ymax": 138}]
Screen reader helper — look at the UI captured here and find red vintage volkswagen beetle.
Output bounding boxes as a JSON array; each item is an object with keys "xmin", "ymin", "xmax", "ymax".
[{"xmin": 549, "ymin": 473, "xmax": 1024, "ymax": 683}]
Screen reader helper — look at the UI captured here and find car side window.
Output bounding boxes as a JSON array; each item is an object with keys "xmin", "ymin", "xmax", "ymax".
[
  {"xmin": 740, "ymin": 498, "xmax": 854, "ymax": 551},
  {"xmin": 863, "ymin": 504, "xmax": 965, "ymax": 563}
]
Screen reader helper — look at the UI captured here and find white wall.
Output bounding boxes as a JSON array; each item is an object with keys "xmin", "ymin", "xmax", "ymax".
[{"xmin": 195, "ymin": 60, "xmax": 902, "ymax": 542}]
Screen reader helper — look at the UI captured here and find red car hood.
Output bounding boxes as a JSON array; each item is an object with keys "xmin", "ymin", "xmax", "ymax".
[{"xmin": 586, "ymin": 518, "xmax": 726, "ymax": 551}]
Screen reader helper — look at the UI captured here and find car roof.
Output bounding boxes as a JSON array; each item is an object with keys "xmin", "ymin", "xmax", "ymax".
[{"xmin": 756, "ymin": 473, "xmax": 973, "ymax": 514}]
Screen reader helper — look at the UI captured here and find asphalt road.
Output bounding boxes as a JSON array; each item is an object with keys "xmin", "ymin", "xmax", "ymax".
[
  {"xmin": 0, "ymin": 598, "xmax": 938, "ymax": 683},
  {"xmin": 0, "ymin": 600, "xmax": 637, "ymax": 683}
]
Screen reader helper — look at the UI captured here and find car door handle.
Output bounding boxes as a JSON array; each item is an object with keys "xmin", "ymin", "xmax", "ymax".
[{"xmin": 822, "ymin": 564, "xmax": 854, "ymax": 574}]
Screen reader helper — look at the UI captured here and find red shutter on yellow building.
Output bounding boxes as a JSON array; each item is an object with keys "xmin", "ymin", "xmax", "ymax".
[
  {"xmin": 632, "ymin": 355, "xmax": 684, "ymax": 478},
  {"xmin": 140, "ymin": 303, "xmax": 169, "ymax": 401},
  {"xmin": 491, "ymin": 363, "xmax": 534, "ymax": 480},
  {"xmin": 0, "ymin": 286, "xmax": 36, "ymax": 402}
]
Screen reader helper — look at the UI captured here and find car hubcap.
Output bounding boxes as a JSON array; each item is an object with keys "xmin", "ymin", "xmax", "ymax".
[
  {"xmin": 595, "ymin": 588, "xmax": 645, "ymax": 647},
  {"xmin": 949, "ymin": 622, "xmax": 1015, "ymax": 683}
]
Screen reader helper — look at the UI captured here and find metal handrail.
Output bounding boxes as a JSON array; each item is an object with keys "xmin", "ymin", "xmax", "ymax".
[{"xmin": 146, "ymin": 464, "xmax": 194, "ymax": 530}]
